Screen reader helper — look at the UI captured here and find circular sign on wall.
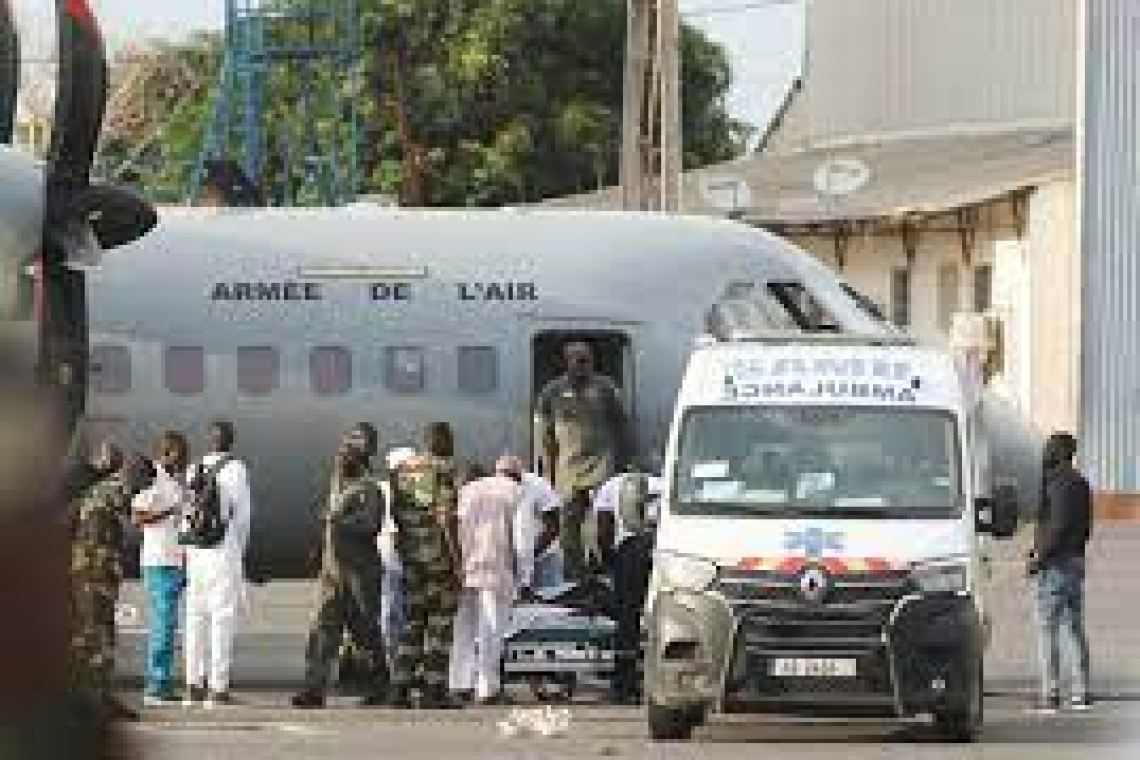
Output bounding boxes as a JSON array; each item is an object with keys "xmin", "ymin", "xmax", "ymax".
[{"xmin": 813, "ymin": 157, "xmax": 872, "ymax": 197}]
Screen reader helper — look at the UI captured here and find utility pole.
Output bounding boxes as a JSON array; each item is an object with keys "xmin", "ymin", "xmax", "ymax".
[{"xmin": 620, "ymin": 0, "xmax": 682, "ymax": 212}]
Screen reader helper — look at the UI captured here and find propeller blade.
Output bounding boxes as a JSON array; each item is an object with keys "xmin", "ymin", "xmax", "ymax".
[
  {"xmin": 82, "ymin": 182, "xmax": 158, "ymax": 251},
  {"xmin": 0, "ymin": 0, "xmax": 17, "ymax": 144},
  {"xmin": 45, "ymin": 0, "xmax": 107, "ymax": 219}
]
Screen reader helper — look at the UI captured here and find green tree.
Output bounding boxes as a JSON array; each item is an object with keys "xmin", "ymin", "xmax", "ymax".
[{"xmin": 118, "ymin": 0, "xmax": 749, "ymax": 206}]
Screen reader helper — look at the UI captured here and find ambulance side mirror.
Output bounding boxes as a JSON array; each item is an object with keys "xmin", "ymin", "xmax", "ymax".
[{"xmin": 976, "ymin": 485, "xmax": 1018, "ymax": 540}]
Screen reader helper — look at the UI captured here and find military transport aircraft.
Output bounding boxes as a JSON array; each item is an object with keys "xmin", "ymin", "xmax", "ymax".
[{"xmin": 85, "ymin": 207, "xmax": 1041, "ymax": 578}]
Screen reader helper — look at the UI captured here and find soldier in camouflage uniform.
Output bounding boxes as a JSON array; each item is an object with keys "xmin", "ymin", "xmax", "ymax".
[
  {"xmin": 68, "ymin": 441, "xmax": 134, "ymax": 719},
  {"xmin": 389, "ymin": 422, "xmax": 461, "ymax": 709}
]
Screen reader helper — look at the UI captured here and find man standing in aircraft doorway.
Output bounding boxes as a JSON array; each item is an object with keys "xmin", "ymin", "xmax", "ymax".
[
  {"xmin": 536, "ymin": 341, "xmax": 629, "ymax": 583},
  {"xmin": 183, "ymin": 420, "xmax": 253, "ymax": 709}
]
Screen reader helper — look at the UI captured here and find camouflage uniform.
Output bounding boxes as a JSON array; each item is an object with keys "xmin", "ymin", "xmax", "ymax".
[
  {"xmin": 68, "ymin": 473, "xmax": 129, "ymax": 702},
  {"xmin": 390, "ymin": 456, "xmax": 459, "ymax": 695}
]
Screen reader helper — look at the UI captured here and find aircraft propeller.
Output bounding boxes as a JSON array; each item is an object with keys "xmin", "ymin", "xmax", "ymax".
[{"xmin": 0, "ymin": 0, "xmax": 17, "ymax": 145}]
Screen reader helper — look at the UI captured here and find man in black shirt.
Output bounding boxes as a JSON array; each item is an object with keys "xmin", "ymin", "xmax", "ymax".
[{"xmin": 1028, "ymin": 431, "xmax": 1093, "ymax": 714}]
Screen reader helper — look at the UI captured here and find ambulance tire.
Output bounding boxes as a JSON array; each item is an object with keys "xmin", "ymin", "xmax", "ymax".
[
  {"xmin": 528, "ymin": 675, "xmax": 576, "ymax": 704},
  {"xmin": 934, "ymin": 659, "xmax": 984, "ymax": 743},
  {"xmin": 648, "ymin": 701, "xmax": 696, "ymax": 742}
]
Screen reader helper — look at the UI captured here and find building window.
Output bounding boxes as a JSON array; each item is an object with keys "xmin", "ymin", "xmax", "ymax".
[
  {"xmin": 91, "ymin": 344, "xmax": 131, "ymax": 395},
  {"xmin": 458, "ymin": 346, "xmax": 498, "ymax": 395},
  {"xmin": 165, "ymin": 346, "xmax": 205, "ymax": 396},
  {"xmin": 237, "ymin": 346, "xmax": 280, "ymax": 396},
  {"xmin": 890, "ymin": 268, "xmax": 911, "ymax": 328},
  {"xmin": 385, "ymin": 347, "xmax": 425, "ymax": 394},
  {"xmin": 937, "ymin": 264, "xmax": 960, "ymax": 332},
  {"xmin": 974, "ymin": 264, "xmax": 993, "ymax": 312},
  {"xmin": 311, "ymin": 346, "xmax": 352, "ymax": 396}
]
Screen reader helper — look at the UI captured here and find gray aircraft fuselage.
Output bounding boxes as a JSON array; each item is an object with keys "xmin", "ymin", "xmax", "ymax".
[{"xmin": 85, "ymin": 207, "xmax": 889, "ymax": 578}]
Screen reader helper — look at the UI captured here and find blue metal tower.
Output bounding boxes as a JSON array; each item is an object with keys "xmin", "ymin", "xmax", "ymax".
[{"xmin": 188, "ymin": 0, "xmax": 362, "ymax": 206}]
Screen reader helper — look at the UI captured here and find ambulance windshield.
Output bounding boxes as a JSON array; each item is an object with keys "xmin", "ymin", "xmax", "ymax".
[{"xmin": 673, "ymin": 406, "xmax": 961, "ymax": 518}]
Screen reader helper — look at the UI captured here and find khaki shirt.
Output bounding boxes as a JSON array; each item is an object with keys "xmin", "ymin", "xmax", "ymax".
[{"xmin": 535, "ymin": 374, "xmax": 624, "ymax": 495}]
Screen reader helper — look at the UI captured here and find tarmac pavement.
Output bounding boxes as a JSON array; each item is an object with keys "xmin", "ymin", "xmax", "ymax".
[{"xmin": 113, "ymin": 526, "xmax": 1140, "ymax": 759}]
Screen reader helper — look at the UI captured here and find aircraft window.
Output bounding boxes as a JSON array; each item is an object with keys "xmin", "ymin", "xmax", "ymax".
[
  {"xmin": 385, "ymin": 347, "xmax": 425, "ymax": 394},
  {"xmin": 767, "ymin": 281, "xmax": 840, "ymax": 331},
  {"xmin": 311, "ymin": 346, "xmax": 352, "ymax": 396},
  {"xmin": 237, "ymin": 346, "xmax": 280, "ymax": 396},
  {"xmin": 705, "ymin": 280, "xmax": 800, "ymax": 336},
  {"xmin": 840, "ymin": 282, "xmax": 888, "ymax": 323},
  {"xmin": 164, "ymin": 347, "xmax": 205, "ymax": 396},
  {"xmin": 91, "ymin": 344, "xmax": 131, "ymax": 395},
  {"xmin": 458, "ymin": 346, "xmax": 498, "ymax": 395}
]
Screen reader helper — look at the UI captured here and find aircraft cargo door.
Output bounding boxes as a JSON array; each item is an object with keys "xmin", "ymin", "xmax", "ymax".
[{"xmin": 529, "ymin": 328, "xmax": 634, "ymax": 472}]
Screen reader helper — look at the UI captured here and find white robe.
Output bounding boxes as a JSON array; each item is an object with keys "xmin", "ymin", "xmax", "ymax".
[{"xmin": 183, "ymin": 454, "xmax": 252, "ymax": 694}]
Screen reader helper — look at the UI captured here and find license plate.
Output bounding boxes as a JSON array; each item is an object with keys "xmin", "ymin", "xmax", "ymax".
[{"xmin": 769, "ymin": 658, "xmax": 857, "ymax": 678}]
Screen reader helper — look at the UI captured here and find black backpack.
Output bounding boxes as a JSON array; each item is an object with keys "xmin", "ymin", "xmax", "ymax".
[{"xmin": 179, "ymin": 456, "xmax": 234, "ymax": 548}]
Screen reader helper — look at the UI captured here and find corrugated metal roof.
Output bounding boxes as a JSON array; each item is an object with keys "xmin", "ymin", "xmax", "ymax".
[
  {"xmin": 544, "ymin": 127, "xmax": 1074, "ymax": 223},
  {"xmin": 1080, "ymin": 0, "xmax": 1140, "ymax": 493},
  {"xmin": 800, "ymin": 0, "xmax": 1076, "ymax": 147}
]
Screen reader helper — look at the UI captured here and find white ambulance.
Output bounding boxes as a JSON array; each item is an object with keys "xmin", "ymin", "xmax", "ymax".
[{"xmin": 638, "ymin": 333, "xmax": 1018, "ymax": 742}]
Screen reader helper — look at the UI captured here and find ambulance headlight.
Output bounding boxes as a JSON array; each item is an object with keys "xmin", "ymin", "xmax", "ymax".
[
  {"xmin": 911, "ymin": 559, "xmax": 969, "ymax": 595},
  {"xmin": 655, "ymin": 552, "xmax": 717, "ymax": 593}
]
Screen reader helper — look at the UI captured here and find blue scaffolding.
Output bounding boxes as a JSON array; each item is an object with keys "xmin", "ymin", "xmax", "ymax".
[{"xmin": 188, "ymin": 0, "xmax": 362, "ymax": 206}]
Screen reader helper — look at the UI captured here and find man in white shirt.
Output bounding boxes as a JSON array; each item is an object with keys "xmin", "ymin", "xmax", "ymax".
[
  {"xmin": 449, "ymin": 461, "xmax": 522, "ymax": 704},
  {"xmin": 183, "ymin": 420, "xmax": 252, "ymax": 709},
  {"xmin": 132, "ymin": 431, "xmax": 192, "ymax": 706},
  {"xmin": 593, "ymin": 467, "xmax": 663, "ymax": 704},
  {"xmin": 493, "ymin": 455, "xmax": 562, "ymax": 593}
]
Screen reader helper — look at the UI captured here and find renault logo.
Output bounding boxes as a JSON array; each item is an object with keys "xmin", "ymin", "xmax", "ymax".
[{"xmin": 799, "ymin": 566, "xmax": 829, "ymax": 604}]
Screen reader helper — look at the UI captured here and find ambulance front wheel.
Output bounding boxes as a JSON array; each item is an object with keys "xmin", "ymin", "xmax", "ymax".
[
  {"xmin": 648, "ymin": 701, "xmax": 698, "ymax": 742},
  {"xmin": 528, "ymin": 674, "xmax": 576, "ymax": 703},
  {"xmin": 933, "ymin": 658, "xmax": 984, "ymax": 743}
]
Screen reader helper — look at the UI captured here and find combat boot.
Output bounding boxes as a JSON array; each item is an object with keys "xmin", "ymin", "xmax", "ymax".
[
  {"xmin": 420, "ymin": 685, "xmax": 462, "ymax": 710},
  {"xmin": 387, "ymin": 684, "xmax": 413, "ymax": 709},
  {"xmin": 290, "ymin": 690, "xmax": 326, "ymax": 709}
]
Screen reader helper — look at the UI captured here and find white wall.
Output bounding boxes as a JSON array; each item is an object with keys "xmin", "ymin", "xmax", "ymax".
[{"xmin": 1028, "ymin": 181, "xmax": 1080, "ymax": 434}]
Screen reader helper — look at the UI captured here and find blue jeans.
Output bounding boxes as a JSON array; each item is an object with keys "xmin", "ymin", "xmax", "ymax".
[
  {"xmin": 533, "ymin": 547, "xmax": 564, "ymax": 590},
  {"xmin": 143, "ymin": 566, "xmax": 185, "ymax": 697},
  {"xmin": 381, "ymin": 568, "xmax": 406, "ymax": 655},
  {"xmin": 1035, "ymin": 555, "xmax": 1091, "ymax": 699}
]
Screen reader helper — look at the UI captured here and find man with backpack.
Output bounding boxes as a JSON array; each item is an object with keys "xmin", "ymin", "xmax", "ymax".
[{"xmin": 182, "ymin": 420, "xmax": 252, "ymax": 709}]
